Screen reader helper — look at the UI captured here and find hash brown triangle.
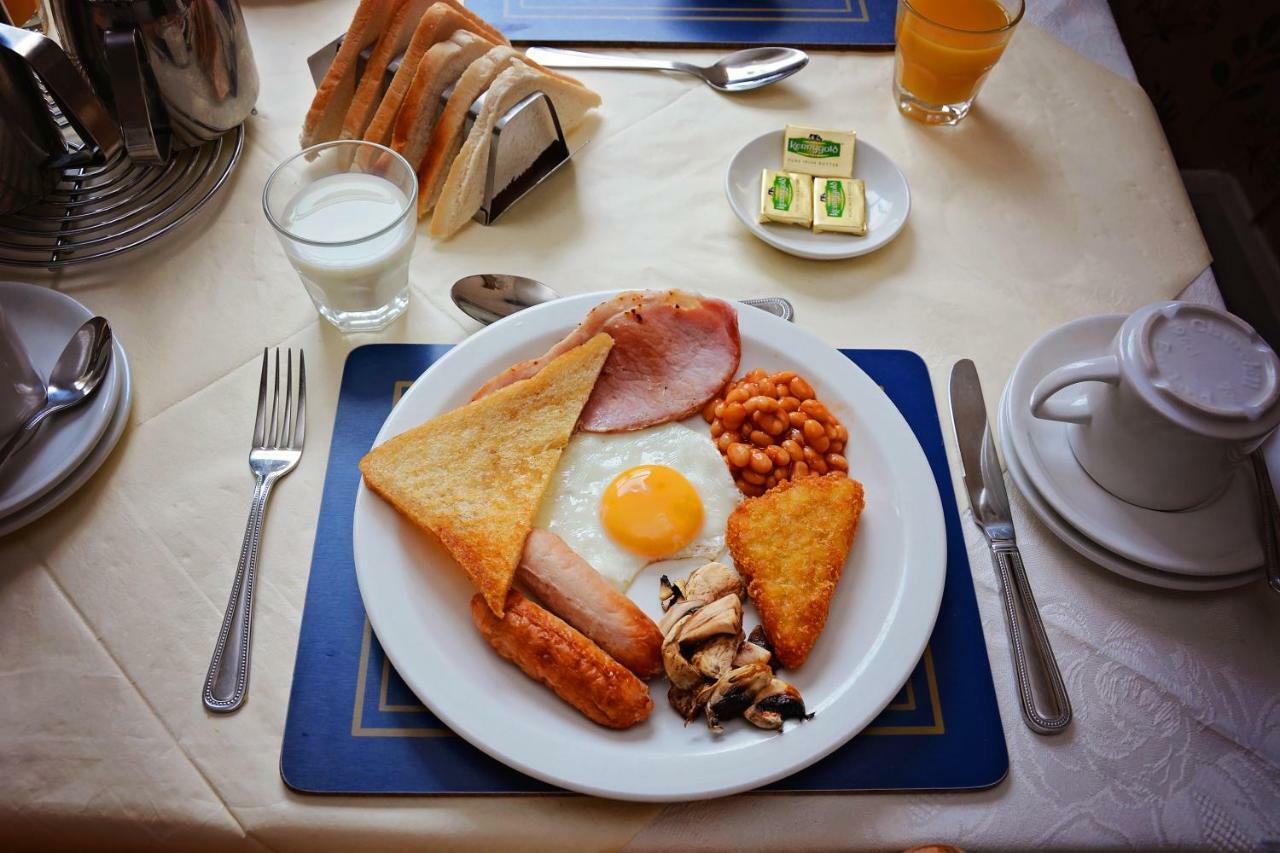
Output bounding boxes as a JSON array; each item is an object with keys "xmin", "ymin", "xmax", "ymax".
[
  {"xmin": 360, "ymin": 332, "xmax": 614, "ymax": 616},
  {"xmin": 726, "ymin": 473, "xmax": 865, "ymax": 668}
]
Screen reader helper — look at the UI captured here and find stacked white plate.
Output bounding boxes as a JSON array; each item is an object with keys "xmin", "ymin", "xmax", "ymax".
[
  {"xmin": 0, "ymin": 282, "xmax": 132, "ymax": 538},
  {"xmin": 997, "ymin": 314, "xmax": 1262, "ymax": 591}
]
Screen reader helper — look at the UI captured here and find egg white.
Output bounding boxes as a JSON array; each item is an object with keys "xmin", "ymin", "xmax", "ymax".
[{"xmin": 535, "ymin": 422, "xmax": 741, "ymax": 591}]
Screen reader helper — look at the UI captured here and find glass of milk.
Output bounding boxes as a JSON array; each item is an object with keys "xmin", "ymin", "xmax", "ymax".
[{"xmin": 263, "ymin": 141, "xmax": 418, "ymax": 333}]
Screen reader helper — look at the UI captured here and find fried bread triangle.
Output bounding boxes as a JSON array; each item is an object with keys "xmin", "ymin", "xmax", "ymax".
[{"xmin": 360, "ymin": 333, "xmax": 614, "ymax": 615}]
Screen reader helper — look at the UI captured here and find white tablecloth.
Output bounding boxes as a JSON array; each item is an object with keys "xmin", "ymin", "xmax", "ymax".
[{"xmin": 3, "ymin": 2, "xmax": 1277, "ymax": 851}]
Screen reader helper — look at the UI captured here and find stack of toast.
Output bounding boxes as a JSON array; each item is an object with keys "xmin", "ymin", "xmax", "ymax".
[{"xmin": 303, "ymin": 0, "xmax": 601, "ymax": 239}]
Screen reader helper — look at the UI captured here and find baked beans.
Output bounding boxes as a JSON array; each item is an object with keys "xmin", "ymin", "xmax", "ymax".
[{"xmin": 703, "ymin": 368, "xmax": 849, "ymax": 495}]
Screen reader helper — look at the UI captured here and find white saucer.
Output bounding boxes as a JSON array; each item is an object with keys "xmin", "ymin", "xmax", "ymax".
[
  {"xmin": 1003, "ymin": 314, "xmax": 1263, "ymax": 576},
  {"xmin": 724, "ymin": 131, "xmax": 910, "ymax": 260},
  {"xmin": 998, "ymin": 383, "xmax": 1259, "ymax": 592},
  {"xmin": 0, "ymin": 338, "xmax": 131, "ymax": 538},
  {"xmin": 0, "ymin": 282, "xmax": 122, "ymax": 518}
]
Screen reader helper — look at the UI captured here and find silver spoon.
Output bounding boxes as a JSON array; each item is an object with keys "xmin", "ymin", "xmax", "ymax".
[
  {"xmin": 523, "ymin": 47, "xmax": 809, "ymax": 93},
  {"xmin": 0, "ymin": 317, "xmax": 113, "ymax": 471},
  {"xmin": 450, "ymin": 274, "xmax": 794, "ymax": 324}
]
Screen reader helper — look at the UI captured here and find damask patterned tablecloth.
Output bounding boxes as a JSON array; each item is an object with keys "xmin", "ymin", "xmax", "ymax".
[{"xmin": 1, "ymin": 0, "xmax": 1277, "ymax": 851}]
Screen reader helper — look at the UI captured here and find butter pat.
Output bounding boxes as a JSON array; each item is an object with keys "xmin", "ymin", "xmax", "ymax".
[
  {"xmin": 812, "ymin": 177, "xmax": 867, "ymax": 236},
  {"xmin": 782, "ymin": 125, "xmax": 856, "ymax": 178},
  {"xmin": 758, "ymin": 169, "xmax": 812, "ymax": 227}
]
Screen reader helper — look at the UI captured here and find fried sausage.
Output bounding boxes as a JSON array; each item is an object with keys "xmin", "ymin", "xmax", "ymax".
[
  {"xmin": 470, "ymin": 591, "xmax": 653, "ymax": 729},
  {"xmin": 516, "ymin": 529, "xmax": 663, "ymax": 679}
]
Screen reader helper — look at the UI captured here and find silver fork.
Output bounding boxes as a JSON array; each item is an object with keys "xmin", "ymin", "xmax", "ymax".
[{"xmin": 203, "ymin": 348, "xmax": 306, "ymax": 713}]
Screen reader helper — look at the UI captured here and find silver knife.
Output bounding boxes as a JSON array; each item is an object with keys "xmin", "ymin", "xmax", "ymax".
[{"xmin": 949, "ymin": 359, "xmax": 1072, "ymax": 735}]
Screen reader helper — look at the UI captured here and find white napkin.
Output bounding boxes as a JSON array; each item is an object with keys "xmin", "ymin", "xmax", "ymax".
[{"xmin": 0, "ymin": 306, "xmax": 45, "ymax": 443}]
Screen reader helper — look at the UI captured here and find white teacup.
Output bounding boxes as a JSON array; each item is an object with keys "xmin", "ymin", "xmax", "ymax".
[
  {"xmin": 0, "ymin": 306, "xmax": 44, "ymax": 441},
  {"xmin": 1030, "ymin": 302, "xmax": 1280, "ymax": 511}
]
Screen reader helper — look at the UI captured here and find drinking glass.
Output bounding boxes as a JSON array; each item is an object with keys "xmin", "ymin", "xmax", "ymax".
[
  {"xmin": 263, "ymin": 141, "xmax": 418, "ymax": 333},
  {"xmin": 894, "ymin": 0, "xmax": 1024, "ymax": 126}
]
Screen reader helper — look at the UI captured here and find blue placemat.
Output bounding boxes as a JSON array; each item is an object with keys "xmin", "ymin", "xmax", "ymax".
[
  {"xmin": 466, "ymin": 0, "xmax": 896, "ymax": 48},
  {"xmin": 281, "ymin": 345, "xmax": 1007, "ymax": 794}
]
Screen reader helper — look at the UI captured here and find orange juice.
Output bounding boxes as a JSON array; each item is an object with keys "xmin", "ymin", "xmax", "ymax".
[
  {"xmin": 894, "ymin": 0, "xmax": 1021, "ymax": 124},
  {"xmin": 2, "ymin": 0, "xmax": 40, "ymax": 27}
]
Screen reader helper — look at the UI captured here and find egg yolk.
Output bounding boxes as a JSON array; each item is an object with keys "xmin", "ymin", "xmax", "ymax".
[{"xmin": 600, "ymin": 465, "xmax": 704, "ymax": 559}]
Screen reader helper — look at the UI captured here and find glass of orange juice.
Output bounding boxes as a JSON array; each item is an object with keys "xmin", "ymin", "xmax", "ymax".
[
  {"xmin": 894, "ymin": 0, "xmax": 1024, "ymax": 126},
  {"xmin": 2, "ymin": 0, "xmax": 41, "ymax": 27}
]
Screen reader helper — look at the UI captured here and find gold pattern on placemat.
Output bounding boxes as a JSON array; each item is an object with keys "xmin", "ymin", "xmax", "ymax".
[
  {"xmin": 864, "ymin": 647, "xmax": 945, "ymax": 736},
  {"xmin": 351, "ymin": 619, "xmax": 453, "ymax": 738}
]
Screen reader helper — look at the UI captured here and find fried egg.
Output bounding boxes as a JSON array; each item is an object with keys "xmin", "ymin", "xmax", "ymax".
[{"xmin": 535, "ymin": 422, "xmax": 741, "ymax": 590}]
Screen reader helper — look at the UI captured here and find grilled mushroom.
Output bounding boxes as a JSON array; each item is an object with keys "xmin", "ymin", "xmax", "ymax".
[
  {"xmin": 678, "ymin": 594, "xmax": 742, "ymax": 645},
  {"xmin": 661, "ymin": 594, "xmax": 744, "ymax": 688},
  {"xmin": 691, "ymin": 634, "xmax": 739, "ymax": 680},
  {"xmin": 661, "ymin": 611, "xmax": 706, "ymax": 689},
  {"xmin": 658, "ymin": 563, "xmax": 772, "ymax": 730},
  {"xmin": 704, "ymin": 664, "xmax": 774, "ymax": 733},
  {"xmin": 667, "ymin": 683, "xmax": 711, "ymax": 722},
  {"xmin": 683, "ymin": 562, "xmax": 746, "ymax": 603},
  {"xmin": 743, "ymin": 678, "xmax": 810, "ymax": 731},
  {"xmin": 658, "ymin": 596, "xmax": 702, "ymax": 636},
  {"xmin": 658, "ymin": 575, "xmax": 686, "ymax": 612},
  {"xmin": 732, "ymin": 636, "xmax": 773, "ymax": 668},
  {"xmin": 748, "ymin": 624, "xmax": 772, "ymax": 651}
]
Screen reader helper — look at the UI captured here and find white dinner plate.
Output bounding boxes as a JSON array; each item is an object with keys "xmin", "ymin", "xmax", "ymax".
[
  {"xmin": 352, "ymin": 292, "xmax": 947, "ymax": 801},
  {"xmin": 724, "ymin": 131, "xmax": 911, "ymax": 260},
  {"xmin": 0, "ymin": 338, "xmax": 131, "ymax": 538},
  {"xmin": 1003, "ymin": 314, "xmax": 1263, "ymax": 576},
  {"xmin": 0, "ymin": 282, "xmax": 122, "ymax": 519},
  {"xmin": 998, "ymin": 383, "xmax": 1258, "ymax": 592}
]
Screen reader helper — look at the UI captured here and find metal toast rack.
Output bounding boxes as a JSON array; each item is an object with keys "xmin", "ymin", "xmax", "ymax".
[{"xmin": 307, "ymin": 36, "xmax": 574, "ymax": 225}]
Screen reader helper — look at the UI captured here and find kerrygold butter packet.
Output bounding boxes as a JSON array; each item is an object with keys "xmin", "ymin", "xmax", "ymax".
[
  {"xmin": 812, "ymin": 177, "xmax": 867, "ymax": 236},
  {"xmin": 782, "ymin": 126, "xmax": 856, "ymax": 178},
  {"xmin": 758, "ymin": 169, "xmax": 813, "ymax": 227}
]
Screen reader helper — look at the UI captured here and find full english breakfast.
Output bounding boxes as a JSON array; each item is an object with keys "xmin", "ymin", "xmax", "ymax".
[{"xmin": 360, "ymin": 290, "xmax": 866, "ymax": 730}]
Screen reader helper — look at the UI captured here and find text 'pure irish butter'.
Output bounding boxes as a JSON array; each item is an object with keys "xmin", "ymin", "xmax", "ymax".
[{"xmin": 782, "ymin": 125, "xmax": 857, "ymax": 178}]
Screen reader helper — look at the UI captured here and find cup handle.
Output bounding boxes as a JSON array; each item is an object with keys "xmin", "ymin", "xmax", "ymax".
[{"xmin": 1030, "ymin": 356, "xmax": 1120, "ymax": 424}]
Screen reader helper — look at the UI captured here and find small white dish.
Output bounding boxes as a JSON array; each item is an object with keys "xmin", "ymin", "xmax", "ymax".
[
  {"xmin": 724, "ymin": 131, "xmax": 910, "ymax": 260},
  {"xmin": 0, "ymin": 282, "xmax": 122, "ymax": 519},
  {"xmin": 352, "ymin": 291, "xmax": 947, "ymax": 801},
  {"xmin": 0, "ymin": 337, "xmax": 131, "ymax": 538},
  {"xmin": 999, "ymin": 384, "xmax": 1258, "ymax": 592},
  {"xmin": 1004, "ymin": 314, "xmax": 1263, "ymax": 576}
]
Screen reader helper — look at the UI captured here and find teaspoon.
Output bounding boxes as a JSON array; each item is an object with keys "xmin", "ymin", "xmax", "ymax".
[
  {"xmin": 0, "ymin": 317, "xmax": 113, "ymax": 471},
  {"xmin": 523, "ymin": 47, "xmax": 809, "ymax": 93}
]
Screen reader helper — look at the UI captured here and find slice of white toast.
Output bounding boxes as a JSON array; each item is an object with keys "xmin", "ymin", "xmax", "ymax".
[
  {"xmin": 340, "ymin": 0, "xmax": 506, "ymax": 161},
  {"xmin": 429, "ymin": 63, "xmax": 601, "ymax": 239},
  {"xmin": 301, "ymin": 0, "xmax": 393, "ymax": 147},
  {"xmin": 355, "ymin": 8, "xmax": 499, "ymax": 169},
  {"xmin": 414, "ymin": 47, "xmax": 527, "ymax": 218},
  {"xmin": 415, "ymin": 48, "xmax": 593, "ymax": 219},
  {"xmin": 388, "ymin": 30, "xmax": 494, "ymax": 172}
]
